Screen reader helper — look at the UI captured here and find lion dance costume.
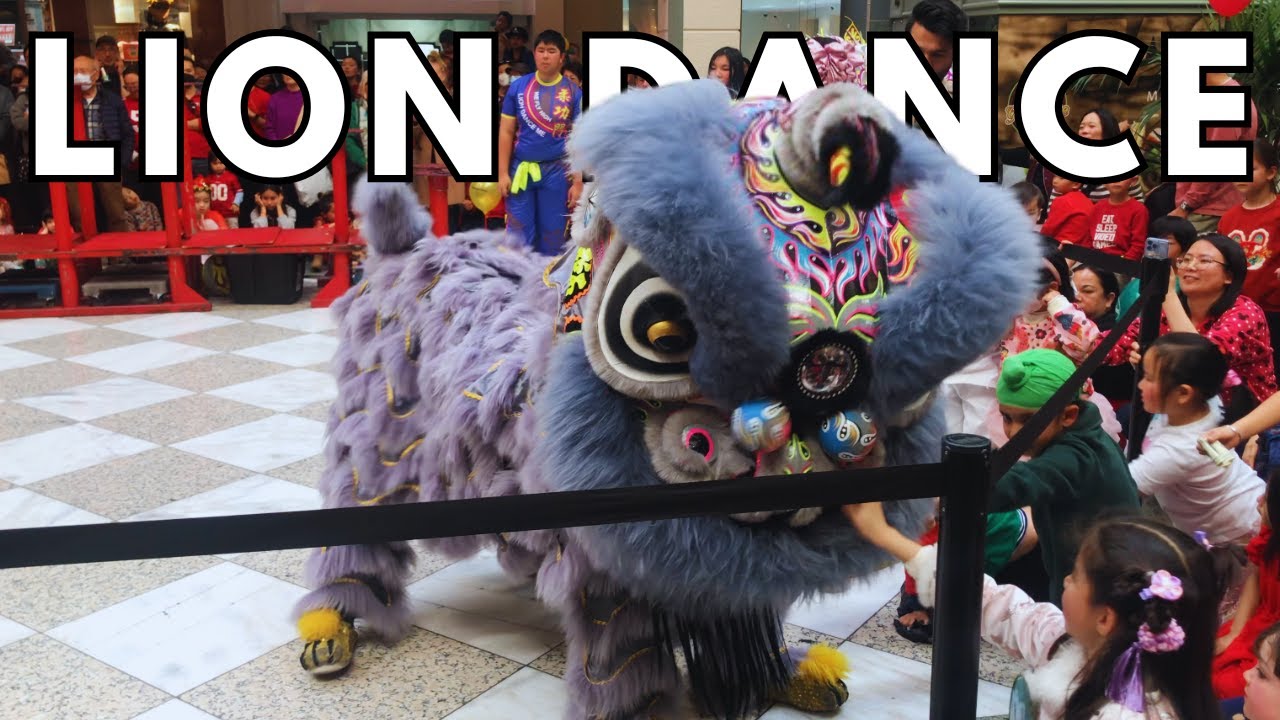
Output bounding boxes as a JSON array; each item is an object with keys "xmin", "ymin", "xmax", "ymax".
[{"xmin": 292, "ymin": 46, "xmax": 1041, "ymax": 719}]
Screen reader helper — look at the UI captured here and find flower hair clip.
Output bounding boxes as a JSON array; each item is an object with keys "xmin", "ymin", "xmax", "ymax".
[
  {"xmin": 1139, "ymin": 570, "xmax": 1183, "ymax": 602},
  {"xmin": 1193, "ymin": 530, "xmax": 1213, "ymax": 551},
  {"xmin": 1108, "ymin": 569, "xmax": 1189, "ymax": 712}
]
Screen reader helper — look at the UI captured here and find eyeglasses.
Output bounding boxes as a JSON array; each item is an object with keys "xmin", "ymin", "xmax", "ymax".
[{"xmin": 1176, "ymin": 255, "xmax": 1227, "ymax": 269}]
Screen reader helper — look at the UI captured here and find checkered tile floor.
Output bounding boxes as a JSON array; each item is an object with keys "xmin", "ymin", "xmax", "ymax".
[{"xmin": 0, "ymin": 295, "xmax": 1016, "ymax": 719}]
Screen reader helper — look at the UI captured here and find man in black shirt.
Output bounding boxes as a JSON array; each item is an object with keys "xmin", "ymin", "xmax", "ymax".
[{"xmin": 502, "ymin": 27, "xmax": 535, "ymax": 67}]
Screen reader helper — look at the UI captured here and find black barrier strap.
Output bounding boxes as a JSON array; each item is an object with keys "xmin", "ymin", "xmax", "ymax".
[
  {"xmin": 0, "ymin": 463, "xmax": 946, "ymax": 569},
  {"xmin": 1058, "ymin": 242, "xmax": 1142, "ymax": 278},
  {"xmin": 989, "ymin": 276, "xmax": 1166, "ymax": 479}
]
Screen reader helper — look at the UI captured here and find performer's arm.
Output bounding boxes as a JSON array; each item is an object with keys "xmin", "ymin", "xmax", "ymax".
[{"xmin": 498, "ymin": 115, "xmax": 517, "ymax": 197}]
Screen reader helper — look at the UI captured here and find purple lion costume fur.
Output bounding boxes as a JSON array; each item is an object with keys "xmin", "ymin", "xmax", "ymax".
[{"xmin": 292, "ymin": 78, "xmax": 1041, "ymax": 719}]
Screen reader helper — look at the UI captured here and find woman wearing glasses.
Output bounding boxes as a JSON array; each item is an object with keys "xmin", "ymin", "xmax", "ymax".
[{"xmin": 1105, "ymin": 234, "xmax": 1277, "ymax": 423}]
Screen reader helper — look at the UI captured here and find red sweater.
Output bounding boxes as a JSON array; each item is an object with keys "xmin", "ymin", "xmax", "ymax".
[
  {"xmin": 1042, "ymin": 190, "xmax": 1093, "ymax": 245},
  {"xmin": 1088, "ymin": 197, "xmax": 1149, "ymax": 261},
  {"xmin": 1221, "ymin": 198, "xmax": 1280, "ymax": 312}
]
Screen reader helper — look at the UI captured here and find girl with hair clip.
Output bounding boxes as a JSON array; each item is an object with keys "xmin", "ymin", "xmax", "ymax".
[
  {"xmin": 848, "ymin": 508, "xmax": 1226, "ymax": 719},
  {"xmin": 1214, "ymin": 471, "xmax": 1279, "ymax": 700},
  {"xmin": 1130, "ymin": 333, "xmax": 1264, "ymax": 546}
]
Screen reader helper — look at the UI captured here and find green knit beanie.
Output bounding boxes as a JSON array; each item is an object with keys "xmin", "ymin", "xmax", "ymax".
[{"xmin": 996, "ymin": 348, "xmax": 1080, "ymax": 410}]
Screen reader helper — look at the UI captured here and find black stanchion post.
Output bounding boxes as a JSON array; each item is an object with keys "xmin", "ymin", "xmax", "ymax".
[
  {"xmin": 930, "ymin": 433, "xmax": 992, "ymax": 720},
  {"xmin": 1126, "ymin": 251, "xmax": 1172, "ymax": 460}
]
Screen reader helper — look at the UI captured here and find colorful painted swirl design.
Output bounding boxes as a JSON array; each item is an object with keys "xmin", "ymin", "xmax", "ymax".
[{"xmin": 738, "ymin": 105, "xmax": 919, "ymax": 344}]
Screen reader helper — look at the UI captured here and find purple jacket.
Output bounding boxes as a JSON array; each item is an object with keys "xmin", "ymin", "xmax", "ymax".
[{"xmin": 265, "ymin": 89, "xmax": 305, "ymax": 142}]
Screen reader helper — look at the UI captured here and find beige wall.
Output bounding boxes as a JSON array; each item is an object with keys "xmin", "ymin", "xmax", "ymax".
[
  {"xmin": 223, "ymin": 0, "xmax": 281, "ymax": 39},
  {"xmin": 682, "ymin": 0, "xmax": 739, "ymax": 76},
  {"xmin": 563, "ymin": 0, "xmax": 622, "ymax": 47},
  {"xmin": 531, "ymin": 0, "xmax": 564, "ymax": 43}
]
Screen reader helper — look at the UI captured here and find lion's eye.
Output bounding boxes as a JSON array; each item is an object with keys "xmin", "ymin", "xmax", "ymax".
[
  {"xmin": 682, "ymin": 427, "xmax": 715, "ymax": 461},
  {"xmin": 595, "ymin": 245, "xmax": 695, "ymax": 384}
]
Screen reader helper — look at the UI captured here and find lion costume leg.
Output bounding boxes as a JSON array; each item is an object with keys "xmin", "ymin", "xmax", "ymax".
[
  {"xmin": 562, "ymin": 578, "xmax": 684, "ymax": 719},
  {"xmin": 291, "ymin": 307, "xmax": 432, "ymax": 674}
]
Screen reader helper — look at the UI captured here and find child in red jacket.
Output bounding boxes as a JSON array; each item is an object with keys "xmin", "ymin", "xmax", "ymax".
[
  {"xmin": 1041, "ymin": 175, "xmax": 1092, "ymax": 245},
  {"xmin": 1088, "ymin": 175, "xmax": 1149, "ymax": 260}
]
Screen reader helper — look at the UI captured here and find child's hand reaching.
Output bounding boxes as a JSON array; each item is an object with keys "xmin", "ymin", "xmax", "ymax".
[{"xmin": 843, "ymin": 502, "xmax": 937, "ymax": 604}]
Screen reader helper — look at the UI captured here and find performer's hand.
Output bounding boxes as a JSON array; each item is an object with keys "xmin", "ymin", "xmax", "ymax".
[{"xmin": 498, "ymin": 174, "xmax": 512, "ymax": 198}]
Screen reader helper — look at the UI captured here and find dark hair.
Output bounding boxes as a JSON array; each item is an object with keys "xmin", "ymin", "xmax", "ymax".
[
  {"xmin": 1179, "ymin": 233, "xmax": 1247, "ymax": 321},
  {"xmin": 533, "ymin": 29, "xmax": 565, "ymax": 52},
  {"xmin": 708, "ymin": 47, "xmax": 749, "ymax": 99},
  {"xmin": 1146, "ymin": 332, "xmax": 1227, "ymax": 406},
  {"xmin": 906, "ymin": 0, "xmax": 968, "ymax": 41},
  {"xmin": 508, "ymin": 62, "xmax": 531, "ymax": 77},
  {"xmin": 1080, "ymin": 107, "xmax": 1123, "ymax": 140},
  {"xmin": 1066, "ymin": 518, "xmax": 1222, "ymax": 720},
  {"xmin": 1148, "ymin": 215, "xmax": 1196, "ymax": 256},
  {"xmin": 1073, "ymin": 265, "xmax": 1119, "ymax": 307},
  {"xmin": 1256, "ymin": 137, "xmax": 1280, "ymax": 170},
  {"xmin": 1011, "ymin": 181, "xmax": 1043, "ymax": 208},
  {"xmin": 1254, "ymin": 621, "xmax": 1280, "ymax": 675},
  {"xmin": 1039, "ymin": 235, "xmax": 1076, "ymax": 303},
  {"xmin": 342, "ymin": 54, "xmax": 363, "ymax": 72},
  {"xmin": 1265, "ymin": 470, "xmax": 1279, "ymax": 564},
  {"xmin": 563, "ymin": 60, "xmax": 584, "ymax": 81},
  {"xmin": 496, "ymin": 10, "xmax": 513, "ymax": 22},
  {"xmin": 95, "ymin": 35, "xmax": 118, "ymax": 50},
  {"xmin": 260, "ymin": 184, "xmax": 285, "ymax": 196}
]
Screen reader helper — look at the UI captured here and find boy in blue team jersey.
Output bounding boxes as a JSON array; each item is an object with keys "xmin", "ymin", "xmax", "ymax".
[{"xmin": 498, "ymin": 29, "xmax": 584, "ymax": 255}]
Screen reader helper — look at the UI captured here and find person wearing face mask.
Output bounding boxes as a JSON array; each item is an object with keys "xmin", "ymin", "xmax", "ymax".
[{"xmin": 66, "ymin": 55, "xmax": 134, "ymax": 233}]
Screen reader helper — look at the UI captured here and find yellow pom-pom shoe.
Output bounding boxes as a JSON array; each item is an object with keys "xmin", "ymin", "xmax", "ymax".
[
  {"xmin": 772, "ymin": 644, "xmax": 851, "ymax": 712},
  {"xmin": 297, "ymin": 608, "xmax": 358, "ymax": 676}
]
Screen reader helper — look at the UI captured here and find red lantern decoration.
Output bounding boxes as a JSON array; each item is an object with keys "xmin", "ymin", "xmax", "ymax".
[{"xmin": 1209, "ymin": 0, "xmax": 1252, "ymax": 17}]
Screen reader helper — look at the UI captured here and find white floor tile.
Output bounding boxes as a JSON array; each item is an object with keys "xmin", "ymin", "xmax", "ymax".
[
  {"xmin": 172, "ymin": 415, "xmax": 326, "ymax": 472},
  {"xmin": 0, "ymin": 424, "xmax": 157, "ymax": 485},
  {"xmin": 0, "ymin": 488, "xmax": 109, "ymax": 529},
  {"xmin": 67, "ymin": 340, "xmax": 217, "ymax": 374},
  {"xmin": 757, "ymin": 643, "xmax": 1010, "ymax": 720},
  {"xmin": 785, "ymin": 564, "xmax": 903, "ymax": 639},
  {"xmin": 252, "ymin": 308, "xmax": 336, "ymax": 333},
  {"xmin": 0, "ymin": 345, "xmax": 53, "ymax": 372},
  {"xmin": 131, "ymin": 699, "xmax": 220, "ymax": 720},
  {"xmin": 126, "ymin": 475, "xmax": 319, "ymax": 523},
  {"xmin": 106, "ymin": 314, "xmax": 241, "ymax": 339},
  {"xmin": 0, "ymin": 318, "xmax": 92, "ymax": 345},
  {"xmin": 207, "ymin": 369, "xmax": 336, "ymax": 413},
  {"xmin": 413, "ymin": 601, "xmax": 563, "ymax": 664},
  {"xmin": 18, "ymin": 377, "xmax": 192, "ymax": 422},
  {"xmin": 443, "ymin": 667, "xmax": 568, "ymax": 720},
  {"xmin": 48, "ymin": 563, "xmax": 305, "ymax": 696},
  {"xmin": 233, "ymin": 334, "xmax": 338, "ymax": 368},
  {"xmin": 406, "ymin": 552, "xmax": 561, "ymax": 634},
  {"xmin": 0, "ymin": 614, "xmax": 35, "ymax": 650}
]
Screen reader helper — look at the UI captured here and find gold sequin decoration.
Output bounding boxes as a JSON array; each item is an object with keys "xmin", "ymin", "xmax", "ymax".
[
  {"xmin": 386, "ymin": 380, "xmax": 416, "ymax": 419},
  {"xmin": 417, "ymin": 275, "xmax": 441, "ymax": 301},
  {"xmin": 350, "ymin": 466, "xmax": 420, "ymax": 506},
  {"xmin": 379, "ymin": 437, "xmax": 425, "ymax": 467},
  {"xmin": 583, "ymin": 646, "xmax": 655, "ymax": 685}
]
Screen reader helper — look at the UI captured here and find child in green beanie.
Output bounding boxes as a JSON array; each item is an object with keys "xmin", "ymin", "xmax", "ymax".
[{"xmin": 848, "ymin": 348, "xmax": 1138, "ymax": 607}]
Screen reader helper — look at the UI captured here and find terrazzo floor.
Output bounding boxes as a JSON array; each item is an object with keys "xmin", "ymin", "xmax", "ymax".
[{"xmin": 0, "ymin": 294, "xmax": 1021, "ymax": 719}]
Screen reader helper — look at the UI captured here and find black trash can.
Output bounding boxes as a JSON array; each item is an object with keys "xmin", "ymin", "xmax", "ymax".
[{"xmin": 226, "ymin": 254, "xmax": 305, "ymax": 305}]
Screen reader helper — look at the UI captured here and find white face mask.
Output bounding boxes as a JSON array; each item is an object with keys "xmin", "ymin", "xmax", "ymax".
[
  {"xmin": 498, "ymin": 73, "xmax": 511, "ymax": 87},
  {"xmin": 73, "ymin": 73, "xmax": 94, "ymax": 90}
]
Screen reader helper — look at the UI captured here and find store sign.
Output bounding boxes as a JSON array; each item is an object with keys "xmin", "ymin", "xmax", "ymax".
[{"xmin": 0, "ymin": 25, "xmax": 16, "ymax": 45}]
